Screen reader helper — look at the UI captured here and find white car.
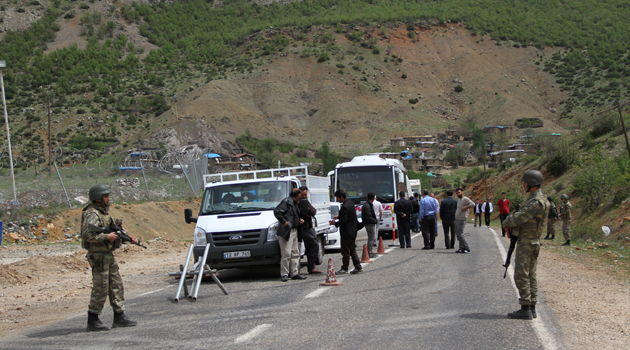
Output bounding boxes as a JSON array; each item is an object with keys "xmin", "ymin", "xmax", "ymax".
[{"xmin": 325, "ymin": 202, "xmax": 341, "ymax": 251}]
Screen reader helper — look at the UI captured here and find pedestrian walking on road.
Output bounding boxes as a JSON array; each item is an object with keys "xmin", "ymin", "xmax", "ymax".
[
  {"xmin": 394, "ymin": 191, "xmax": 413, "ymax": 248},
  {"xmin": 474, "ymin": 200, "xmax": 482, "ymax": 227},
  {"xmin": 482, "ymin": 199, "xmax": 493, "ymax": 228},
  {"xmin": 497, "ymin": 192, "xmax": 510, "ymax": 237},
  {"xmin": 274, "ymin": 189, "xmax": 307, "ymax": 282},
  {"xmin": 420, "ymin": 190, "xmax": 438, "ymax": 249},
  {"xmin": 82, "ymin": 184, "xmax": 138, "ymax": 332},
  {"xmin": 559, "ymin": 194, "xmax": 573, "ymax": 246},
  {"xmin": 454, "ymin": 188, "xmax": 474, "ymax": 253},
  {"xmin": 502, "ymin": 170, "xmax": 550, "ymax": 320},
  {"xmin": 544, "ymin": 196, "xmax": 557, "ymax": 240},
  {"xmin": 362, "ymin": 192, "xmax": 379, "ymax": 258},
  {"xmin": 410, "ymin": 195, "xmax": 420, "ymax": 233},
  {"xmin": 329, "ymin": 190, "xmax": 363, "ymax": 274},
  {"xmin": 299, "ymin": 186, "xmax": 322, "ymax": 274},
  {"xmin": 440, "ymin": 190, "xmax": 458, "ymax": 249}
]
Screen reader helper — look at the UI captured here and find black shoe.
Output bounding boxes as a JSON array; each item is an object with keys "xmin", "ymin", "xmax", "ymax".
[
  {"xmin": 350, "ymin": 267, "xmax": 363, "ymax": 274},
  {"xmin": 112, "ymin": 312, "xmax": 137, "ymax": 328},
  {"xmin": 562, "ymin": 240, "xmax": 571, "ymax": 246},
  {"xmin": 531, "ymin": 305, "xmax": 537, "ymax": 319},
  {"xmin": 462, "ymin": 249, "xmax": 470, "ymax": 253},
  {"xmin": 337, "ymin": 269, "xmax": 348, "ymax": 275},
  {"xmin": 430, "ymin": 246, "xmax": 434, "ymax": 249},
  {"xmin": 369, "ymin": 253, "xmax": 377, "ymax": 258},
  {"xmin": 291, "ymin": 274, "xmax": 307, "ymax": 280},
  {"xmin": 400, "ymin": 246, "xmax": 405, "ymax": 249},
  {"xmin": 550, "ymin": 235, "xmax": 555, "ymax": 240},
  {"xmin": 543, "ymin": 234, "xmax": 550, "ymax": 240},
  {"xmin": 86, "ymin": 312, "xmax": 110, "ymax": 332},
  {"xmin": 421, "ymin": 247, "xmax": 430, "ymax": 250},
  {"xmin": 507, "ymin": 305, "xmax": 533, "ymax": 320},
  {"xmin": 455, "ymin": 249, "xmax": 464, "ymax": 253},
  {"xmin": 407, "ymin": 246, "xmax": 412, "ymax": 249},
  {"xmin": 281, "ymin": 275, "xmax": 289, "ymax": 282}
]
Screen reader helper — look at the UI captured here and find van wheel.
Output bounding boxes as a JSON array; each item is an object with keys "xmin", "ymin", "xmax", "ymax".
[{"xmin": 316, "ymin": 236, "xmax": 325, "ymax": 265}]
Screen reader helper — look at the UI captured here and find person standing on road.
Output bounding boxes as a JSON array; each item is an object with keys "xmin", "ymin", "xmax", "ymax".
[
  {"xmin": 372, "ymin": 195, "xmax": 384, "ymax": 246},
  {"xmin": 497, "ymin": 192, "xmax": 510, "ymax": 237},
  {"xmin": 394, "ymin": 191, "xmax": 413, "ymax": 248},
  {"xmin": 481, "ymin": 199, "xmax": 493, "ymax": 228},
  {"xmin": 559, "ymin": 194, "xmax": 572, "ymax": 246},
  {"xmin": 274, "ymin": 189, "xmax": 307, "ymax": 282},
  {"xmin": 329, "ymin": 190, "xmax": 363, "ymax": 274},
  {"xmin": 362, "ymin": 192, "xmax": 379, "ymax": 258},
  {"xmin": 440, "ymin": 190, "xmax": 458, "ymax": 249},
  {"xmin": 474, "ymin": 200, "xmax": 482, "ymax": 227},
  {"xmin": 430, "ymin": 193, "xmax": 439, "ymax": 236},
  {"xmin": 454, "ymin": 188, "xmax": 474, "ymax": 253},
  {"xmin": 544, "ymin": 196, "xmax": 557, "ymax": 240},
  {"xmin": 502, "ymin": 170, "xmax": 550, "ymax": 320},
  {"xmin": 298, "ymin": 186, "xmax": 322, "ymax": 275},
  {"xmin": 81, "ymin": 184, "xmax": 138, "ymax": 332},
  {"xmin": 420, "ymin": 190, "xmax": 438, "ymax": 249},
  {"xmin": 410, "ymin": 195, "xmax": 420, "ymax": 233}
]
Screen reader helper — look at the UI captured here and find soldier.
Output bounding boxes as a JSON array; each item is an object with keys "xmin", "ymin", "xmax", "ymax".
[
  {"xmin": 544, "ymin": 197, "xmax": 557, "ymax": 240},
  {"xmin": 502, "ymin": 170, "xmax": 550, "ymax": 320},
  {"xmin": 82, "ymin": 184, "xmax": 138, "ymax": 331},
  {"xmin": 559, "ymin": 194, "xmax": 572, "ymax": 246}
]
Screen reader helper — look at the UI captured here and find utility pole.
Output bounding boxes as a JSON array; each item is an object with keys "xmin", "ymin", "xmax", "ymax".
[
  {"xmin": 174, "ymin": 95, "xmax": 182, "ymax": 148},
  {"xmin": 0, "ymin": 61, "xmax": 17, "ymax": 204}
]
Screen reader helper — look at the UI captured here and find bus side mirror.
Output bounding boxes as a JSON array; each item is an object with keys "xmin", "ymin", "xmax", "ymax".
[
  {"xmin": 184, "ymin": 209, "xmax": 197, "ymax": 224},
  {"xmin": 399, "ymin": 172, "xmax": 405, "ymax": 183}
]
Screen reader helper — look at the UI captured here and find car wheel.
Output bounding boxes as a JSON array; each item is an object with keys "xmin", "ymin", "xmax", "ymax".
[{"xmin": 316, "ymin": 236, "xmax": 325, "ymax": 265}]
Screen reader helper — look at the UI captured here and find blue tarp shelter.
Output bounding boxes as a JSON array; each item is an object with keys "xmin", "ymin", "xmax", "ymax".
[{"xmin": 205, "ymin": 153, "xmax": 222, "ymax": 159}]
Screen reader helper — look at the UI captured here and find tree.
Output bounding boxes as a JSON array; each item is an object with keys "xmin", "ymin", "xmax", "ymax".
[
  {"xmin": 444, "ymin": 143, "xmax": 469, "ymax": 168},
  {"xmin": 318, "ymin": 141, "xmax": 340, "ymax": 173}
]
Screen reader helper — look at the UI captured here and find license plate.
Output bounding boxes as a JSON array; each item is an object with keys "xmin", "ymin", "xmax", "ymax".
[{"xmin": 223, "ymin": 250, "xmax": 251, "ymax": 259}]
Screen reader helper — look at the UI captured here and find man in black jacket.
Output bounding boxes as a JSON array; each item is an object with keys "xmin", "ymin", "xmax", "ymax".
[
  {"xmin": 299, "ymin": 186, "xmax": 322, "ymax": 274},
  {"xmin": 440, "ymin": 189, "xmax": 458, "ymax": 249},
  {"xmin": 329, "ymin": 189, "xmax": 362, "ymax": 274},
  {"xmin": 394, "ymin": 191, "xmax": 413, "ymax": 248},
  {"xmin": 274, "ymin": 189, "xmax": 307, "ymax": 282},
  {"xmin": 362, "ymin": 192, "xmax": 379, "ymax": 258}
]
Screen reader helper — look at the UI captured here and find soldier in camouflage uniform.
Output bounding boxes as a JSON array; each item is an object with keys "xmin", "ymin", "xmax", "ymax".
[
  {"xmin": 544, "ymin": 196, "xmax": 557, "ymax": 240},
  {"xmin": 503, "ymin": 170, "xmax": 550, "ymax": 320},
  {"xmin": 559, "ymin": 194, "xmax": 572, "ymax": 246},
  {"xmin": 82, "ymin": 184, "xmax": 138, "ymax": 331}
]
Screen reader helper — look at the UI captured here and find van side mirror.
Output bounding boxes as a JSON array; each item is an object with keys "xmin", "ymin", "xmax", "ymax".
[
  {"xmin": 184, "ymin": 209, "xmax": 197, "ymax": 224},
  {"xmin": 398, "ymin": 172, "xmax": 405, "ymax": 183}
]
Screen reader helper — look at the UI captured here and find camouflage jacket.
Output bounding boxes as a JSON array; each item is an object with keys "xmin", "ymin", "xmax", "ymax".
[
  {"xmin": 503, "ymin": 189, "xmax": 550, "ymax": 241},
  {"xmin": 81, "ymin": 203, "xmax": 115, "ymax": 252},
  {"xmin": 560, "ymin": 201, "xmax": 572, "ymax": 221}
]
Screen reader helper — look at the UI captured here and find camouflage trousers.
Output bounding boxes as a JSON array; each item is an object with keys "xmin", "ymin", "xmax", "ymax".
[
  {"xmin": 86, "ymin": 252, "xmax": 125, "ymax": 314},
  {"xmin": 514, "ymin": 239, "xmax": 540, "ymax": 306},
  {"xmin": 546, "ymin": 219, "xmax": 556, "ymax": 237},
  {"xmin": 562, "ymin": 220, "xmax": 571, "ymax": 240}
]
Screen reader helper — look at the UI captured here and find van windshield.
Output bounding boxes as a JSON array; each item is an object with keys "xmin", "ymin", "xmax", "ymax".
[{"xmin": 200, "ymin": 181, "xmax": 288, "ymax": 214}]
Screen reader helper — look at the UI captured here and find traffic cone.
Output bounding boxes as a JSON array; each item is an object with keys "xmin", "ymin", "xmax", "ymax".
[
  {"xmin": 388, "ymin": 230, "xmax": 399, "ymax": 247},
  {"xmin": 360, "ymin": 244, "xmax": 373, "ymax": 263},
  {"xmin": 319, "ymin": 258, "xmax": 343, "ymax": 286},
  {"xmin": 377, "ymin": 237, "xmax": 388, "ymax": 254}
]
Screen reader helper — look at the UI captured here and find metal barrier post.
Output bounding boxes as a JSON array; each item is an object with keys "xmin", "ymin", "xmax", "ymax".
[
  {"xmin": 190, "ymin": 243, "xmax": 210, "ymax": 301},
  {"xmin": 174, "ymin": 244, "xmax": 194, "ymax": 302}
]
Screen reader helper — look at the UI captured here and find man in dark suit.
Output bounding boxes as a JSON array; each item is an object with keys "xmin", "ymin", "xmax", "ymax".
[
  {"xmin": 299, "ymin": 186, "xmax": 322, "ymax": 274},
  {"xmin": 440, "ymin": 189, "xmax": 458, "ymax": 249},
  {"xmin": 274, "ymin": 189, "xmax": 307, "ymax": 282},
  {"xmin": 329, "ymin": 189, "xmax": 362, "ymax": 274},
  {"xmin": 394, "ymin": 191, "xmax": 413, "ymax": 248}
]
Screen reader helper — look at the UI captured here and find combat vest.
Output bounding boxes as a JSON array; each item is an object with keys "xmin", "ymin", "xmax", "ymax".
[
  {"xmin": 514, "ymin": 190, "xmax": 550, "ymax": 241},
  {"xmin": 81, "ymin": 203, "xmax": 115, "ymax": 252}
]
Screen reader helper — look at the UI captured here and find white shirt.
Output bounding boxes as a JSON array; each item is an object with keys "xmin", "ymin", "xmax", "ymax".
[
  {"xmin": 373, "ymin": 199, "xmax": 384, "ymax": 220},
  {"xmin": 481, "ymin": 202, "xmax": 493, "ymax": 213}
]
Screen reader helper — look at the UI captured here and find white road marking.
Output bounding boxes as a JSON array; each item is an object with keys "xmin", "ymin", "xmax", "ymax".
[
  {"xmin": 490, "ymin": 227, "xmax": 562, "ymax": 350},
  {"xmin": 304, "ymin": 288, "xmax": 329, "ymax": 299},
  {"xmin": 137, "ymin": 286, "xmax": 169, "ymax": 297},
  {"xmin": 234, "ymin": 324, "xmax": 272, "ymax": 343}
]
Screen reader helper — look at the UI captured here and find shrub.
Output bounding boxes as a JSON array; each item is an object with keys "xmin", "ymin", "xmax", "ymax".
[
  {"xmin": 401, "ymin": 73, "xmax": 407, "ymax": 79},
  {"xmin": 372, "ymin": 48, "xmax": 380, "ymax": 54},
  {"xmin": 409, "ymin": 98, "xmax": 418, "ymax": 104},
  {"xmin": 546, "ymin": 154, "xmax": 568, "ymax": 177},
  {"xmin": 317, "ymin": 52, "xmax": 329, "ymax": 63},
  {"xmin": 64, "ymin": 11, "xmax": 75, "ymax": 19},
  {"xmin": 17, "ymin": 8, "xmax": 26, "ymax": 13},
  {"xmin": 336, "ymin": 63, "xmax": 345, "ymax": 69},
  {"xmin": 79, "ymin": 3, "xmax": 90, "ymax": 9},
  {"xmin": 454, "ymin": 85, "xmax": 463, "ymax": 92},
  {"xmin": 76, "ymin": 108, "xmax": 86, "ymax": 114}
]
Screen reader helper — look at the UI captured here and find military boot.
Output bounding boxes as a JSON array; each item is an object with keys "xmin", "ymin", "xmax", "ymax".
[
  {"xmin": 507, "ymin": 305, "xmax": 533, "ymax": 320},
  {"xmin": 561, "ymin": 240, "xmax": 570, "ymax": 246},
  {"xmin": 112, "ymin": 312, "xmax": 137, "ymax": 328},
  {"xmin": 86, "ymin": 312, "xmax": 110, "ymax": 332},
  {"xmin": 550, "ymin": 234, "xmax": 555, "ymax": 240},
  {"xmin": 543, "ymin": 234, "xmax": 550, "ymax": 240},
  {"xmin": 531, "ymin": 305, "xmax": 537, "ymax": 319}
]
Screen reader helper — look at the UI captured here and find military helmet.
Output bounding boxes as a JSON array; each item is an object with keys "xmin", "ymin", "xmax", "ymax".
[
  {"xmin": 561, "ymin": 194, "xmax": 569, "ymax": 200},
  {"xmin": 521, "ymin": 170, "xmax": 544, "ymax": 187},
  {"xmin": 89, "ymin": 184, "xmax": 110, "ymax": 202}
]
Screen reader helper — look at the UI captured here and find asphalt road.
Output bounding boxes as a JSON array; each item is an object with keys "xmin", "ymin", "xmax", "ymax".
[{"xmin": 0, "ymin": 224, "xmax": 566, "ymax": 350}]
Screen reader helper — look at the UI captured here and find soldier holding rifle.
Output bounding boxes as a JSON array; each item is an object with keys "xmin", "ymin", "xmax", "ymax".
[
  {"xmin": 502, "ymin": 170, "xmax": 550, "ymax": 320},
  {"xmin": 81, "ymin": 184, "xmax": 138, "ymax": 331}
]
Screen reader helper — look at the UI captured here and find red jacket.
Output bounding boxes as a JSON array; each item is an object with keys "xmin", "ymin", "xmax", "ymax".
[{"xmin": 497, "ymin": 198, "xmax": 510, "ymax": 214}]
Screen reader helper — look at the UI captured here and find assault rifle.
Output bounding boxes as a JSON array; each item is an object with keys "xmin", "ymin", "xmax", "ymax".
[
  {"xmin": 88, "ymin": 222, "xmax": 147, "ymax": 249},
  {"xmin": 503, "ymin": 227, "xmax": 517, "ymax": 278}
]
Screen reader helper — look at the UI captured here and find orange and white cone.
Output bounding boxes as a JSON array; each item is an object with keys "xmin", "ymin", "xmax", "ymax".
[
  {"xmin": 360, "ymin": 244, "xmax": 373, "ymax": 263},
  {"xmin": 319, "ymin": 258, "xmax": 343, "ymax": 286},
  {"xmin": 377, "ymin": 237, "xmax": 388, "ymax": 254}
]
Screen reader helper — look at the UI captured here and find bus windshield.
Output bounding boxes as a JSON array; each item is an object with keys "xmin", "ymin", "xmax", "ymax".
[
  {"xmin": 200, "ymin": 181, "xmax": 288, "ymax": 215},
  {"xmin": 336, "ymin": 166, "xmax": 395, "ymax": 204}
]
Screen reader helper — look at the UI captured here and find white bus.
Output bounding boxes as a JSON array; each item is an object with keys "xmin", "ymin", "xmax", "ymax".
[{"xmin": 328, "ymin": 155, "xmax": 411, "ymax": 236}]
